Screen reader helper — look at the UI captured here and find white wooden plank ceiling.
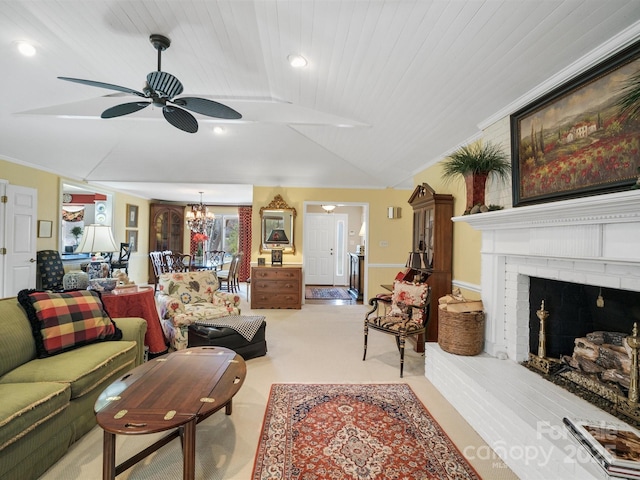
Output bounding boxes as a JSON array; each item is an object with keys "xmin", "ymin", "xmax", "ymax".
[{"xmin": 0, "ymin": 0, "xmax": 639, "ymax": 203}]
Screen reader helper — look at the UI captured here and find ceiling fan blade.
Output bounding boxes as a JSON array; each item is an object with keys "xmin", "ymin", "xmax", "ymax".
[
  {"xmin": 173, "ymin": 97, "xmax": 242, "ymax": 119},
  {"xmin": 101, "ymin": 102, "xmax": 150, "ymax": 119},
  {"xmin": 163, "ymin": 106, "xmax": 198, "ymax": 133},
  {"xmin": 58, "ymin": 77, "xmax": 146, "ymax": 97},
  {"xmin": 147, "ymin": 71, "xmax": 183, "ymax": 99}
]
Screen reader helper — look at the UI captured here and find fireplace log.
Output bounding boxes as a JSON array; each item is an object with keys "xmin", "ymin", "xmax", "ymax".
[
  {"xmin": 572, "ymin": 337, "xmax": 631, "ymax": 374},
  {"xmin": 587, "ymin": 331, "xmax": 628, "ymax": 346},
  {"xmin": 568, "ymin": 354, "xmax": 604, "ymax": 373},
  {"xmin": 601, "ymin": 369, "xmax": 631, "ymax": 389}
]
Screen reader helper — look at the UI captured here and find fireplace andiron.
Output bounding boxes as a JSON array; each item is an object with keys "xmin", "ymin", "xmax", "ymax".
[{"xmin": 528, "ymin": 300, "xmax": 562, "ymax": 374}]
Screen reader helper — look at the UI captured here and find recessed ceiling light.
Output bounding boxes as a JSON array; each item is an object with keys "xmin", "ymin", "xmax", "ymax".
[
  {"xmin": 287, "ymin": 54, "xmax": 307, "ymax": 68},
  {"xmin": 213, "ymin": 126, "xmax": 225, "ymax": 135},
  {"xmin": 16, "ymin": 41, "xmax": 36, "ymax": 57}
]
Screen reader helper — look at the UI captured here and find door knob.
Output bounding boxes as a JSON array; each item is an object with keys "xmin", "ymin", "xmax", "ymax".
[{"xmin": 29, "ymin": 258, "xmax": 36, "ymax": 263}]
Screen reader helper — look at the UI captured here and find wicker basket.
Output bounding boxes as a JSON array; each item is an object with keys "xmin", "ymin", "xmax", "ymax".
[{"xmin": 438, "ymin": 308, "xmax": 485, "ymax": 356}]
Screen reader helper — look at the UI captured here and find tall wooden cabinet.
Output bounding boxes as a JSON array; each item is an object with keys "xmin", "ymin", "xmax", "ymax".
[
  {"xmin": 408, "ymin": 183, "xmax": 453, "ymax": 342},
  {"xmin": 148, "ymin": 204, "xmax": 184, "ymax": 283}
]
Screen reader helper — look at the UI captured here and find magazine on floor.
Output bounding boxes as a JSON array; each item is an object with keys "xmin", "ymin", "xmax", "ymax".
[{"xmin": 564, "ymin": 417, "xmax": 640, "ymax": 478}]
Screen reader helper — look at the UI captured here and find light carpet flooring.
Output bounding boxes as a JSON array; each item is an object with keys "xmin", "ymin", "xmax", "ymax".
[{"xmin": 40, "ymin": 285, "xmax": 518, "ymax": 479}]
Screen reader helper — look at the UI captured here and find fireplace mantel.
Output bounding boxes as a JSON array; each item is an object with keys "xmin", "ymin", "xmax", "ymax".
[
  {"xmin": 451, "ymin": 189, "xmax": 640, "ymax": 361},
  {"xmin": 454, "ymin": 189, "xmax": 640, "ymax": 230}
]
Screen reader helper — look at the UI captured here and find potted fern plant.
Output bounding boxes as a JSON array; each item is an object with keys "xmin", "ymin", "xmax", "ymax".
[{"xmin": 442, "ymin": 141, "xmax": 511, "ymax": 213}]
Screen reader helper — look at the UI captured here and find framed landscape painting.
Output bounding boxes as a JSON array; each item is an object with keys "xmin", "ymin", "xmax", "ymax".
[{"xmin": 511, "ymin": 40, "xmax": 640, "ymax": 206}]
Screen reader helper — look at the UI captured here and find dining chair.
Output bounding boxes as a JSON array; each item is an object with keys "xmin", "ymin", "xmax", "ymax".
[
  {"xmin": 363, "ymin": 280, "xmax": 431, "ymax": 377},
  {"xmin": 149, "ymin": 251, "xmax": 170, "ymax": 291},
  {"xmin": 165, "ymin": 252, "xmax": 191, "ymax": 272},
  {"xmin": 218, "ymin": 253, "xmax": 241, "ymax": 293},
  {"xmin": 206, "ymin": 250, "xmax": 226, "ymax": 270},
  {"xmin": 110, "ymin": 243, "xmax": 131, "ymax": 275}
]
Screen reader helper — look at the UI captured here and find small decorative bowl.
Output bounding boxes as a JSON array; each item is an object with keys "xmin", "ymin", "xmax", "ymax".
[{"xmin": 88, "ymin": 278, "xmax": 118, "ymax": 292}]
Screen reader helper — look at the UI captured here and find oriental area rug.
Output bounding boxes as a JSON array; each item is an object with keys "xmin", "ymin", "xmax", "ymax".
[
  {"xmin": 305, "ymin": 286, "xmax": 353, "ymax": 300},
  {"xmin": 252, "ymin": 383, "xmax": 481, "ymax": 480}
]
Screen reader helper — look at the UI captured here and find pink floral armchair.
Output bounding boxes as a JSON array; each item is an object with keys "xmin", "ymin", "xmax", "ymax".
[{"xmin": 156, "ymin": 270, "xmax": 241, "ymax": 350}]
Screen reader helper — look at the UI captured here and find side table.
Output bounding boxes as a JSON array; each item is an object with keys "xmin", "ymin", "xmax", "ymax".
[{"xmin": 101, "ymin": 286, "xmax": 167, "ymax": 355}]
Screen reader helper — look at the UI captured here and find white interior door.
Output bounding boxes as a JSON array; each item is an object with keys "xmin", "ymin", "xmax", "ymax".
[
  {"xmin": 304, "ymin": 213, "xmax": 348, "ymax": 286},
  {"xmin": 305, "ymin": 213, "xmax": 334, "ymax": 285},
  {"xmin": 2, "ymin": 183, "xmax": 37, "ymax": 297}
]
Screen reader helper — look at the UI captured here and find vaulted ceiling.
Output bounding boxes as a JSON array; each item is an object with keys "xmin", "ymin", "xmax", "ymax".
[{"xmin": 2, "ymin": 1, "xmax": 640, "ymax": 204}]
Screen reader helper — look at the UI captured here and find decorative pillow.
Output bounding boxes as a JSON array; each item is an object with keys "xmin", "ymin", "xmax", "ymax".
[
  {"xmin": 17, "ymin": 289, "xmax": 122, "ymax": 358},
  {"xmin": 390, "ymin": 281, "xmax": 429, "ymax": 320}
]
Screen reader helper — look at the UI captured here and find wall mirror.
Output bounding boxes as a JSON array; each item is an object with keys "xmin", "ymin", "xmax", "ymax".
[{"xmin": 260, "ymin": 194, "xmax": 296, "ymax": 254}]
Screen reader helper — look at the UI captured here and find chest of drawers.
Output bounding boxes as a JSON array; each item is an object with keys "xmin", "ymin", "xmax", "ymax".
[{"xmin": 250, "ymin": 266, "xmax": 302, "ymax": 309}]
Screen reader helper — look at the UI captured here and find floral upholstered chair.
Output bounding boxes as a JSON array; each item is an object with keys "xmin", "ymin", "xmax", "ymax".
[
  {"xmin": 156, "ymin": 270, "xmax": 241, "ymax": 350},
  {"xmin": 363, "ymin": 280, "xmax": 431, "ymax": 377}
]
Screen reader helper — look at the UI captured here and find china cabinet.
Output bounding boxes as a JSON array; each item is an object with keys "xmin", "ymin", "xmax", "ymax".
[
  {"xmin": 148, "ymin": 204, "xmax": 184, "ymax": 283},
  {"xmin": 407, "ymin": 183, "xmax": 453, "ymax": 342}
]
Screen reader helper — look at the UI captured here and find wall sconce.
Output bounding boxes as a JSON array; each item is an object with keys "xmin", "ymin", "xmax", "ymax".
[{"xmin": 388, "ymin": 206, "xmax": 401, "ymax": 219}]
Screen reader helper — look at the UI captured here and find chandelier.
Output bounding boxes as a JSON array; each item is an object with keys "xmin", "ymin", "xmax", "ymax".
[{"xmin": 185, "ymin": 192, "xmax": 215, "ymax": 234}]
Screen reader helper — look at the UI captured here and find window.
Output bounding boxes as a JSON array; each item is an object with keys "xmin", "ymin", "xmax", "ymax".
[{"xmin": 205, "ymin": 214, "xmax": 238, "ymax": 262}]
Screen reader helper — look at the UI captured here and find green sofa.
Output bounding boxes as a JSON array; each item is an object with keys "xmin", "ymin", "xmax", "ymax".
[{"xmin": 0, "ymin": 296, "xmax": 147, "ymax": 480}]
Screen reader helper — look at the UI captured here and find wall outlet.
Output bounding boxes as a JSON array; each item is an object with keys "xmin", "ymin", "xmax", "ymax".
[{"xmin": 379, "ymin": 240, "xmax": 388, "ymax": 247}]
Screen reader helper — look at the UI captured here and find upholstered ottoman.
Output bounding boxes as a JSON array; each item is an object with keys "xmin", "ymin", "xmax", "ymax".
[{"xmin": 187, "ymin": 315, "xmax": 267, "ymax": 360}]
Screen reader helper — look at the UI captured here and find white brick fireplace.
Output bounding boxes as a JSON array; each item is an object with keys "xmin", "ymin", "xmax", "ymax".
[{"xmin": 425, "ymin": 190, "xmax": 640, "ymax": 479}]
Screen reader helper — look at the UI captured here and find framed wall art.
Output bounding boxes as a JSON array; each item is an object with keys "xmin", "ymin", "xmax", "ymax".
[
  {"xmin": 37, "ymin": 220, "xmax": 52, "ymax": 238},
  {"xmin": 126, "ymin": 230, "xmax": 138, "ymax": 252},
  {"xmin": 126, "ymin": 204, "xmax": 138, "ymax": 228},
  {"xmin": 271, "ymin": 248, "xmax": 283, "ymax": 265},
  {"xmin": 511, "ymin": 39, "xmax": 640, "ymax": 207}
]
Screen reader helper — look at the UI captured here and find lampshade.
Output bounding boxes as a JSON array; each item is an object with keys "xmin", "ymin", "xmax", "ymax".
[
  {"xmin": 266, "ymin": 229, "xmax": 289, "ymax": 243},
  {"xmin": 405, "ymin": 252, "xmax": 430, "ymax": 271},
  {"xmin": 76, "ymin": 224, "xmax": 118, "ymax": 254}
]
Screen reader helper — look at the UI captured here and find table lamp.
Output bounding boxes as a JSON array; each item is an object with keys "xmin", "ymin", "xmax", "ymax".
[
  {"xmin": 266, "ymin": 229, "xmax": 288, "ymax": 244},
  {"xmin": 76, "ymin": 224, "xmax": 118, "ymax": 278}
]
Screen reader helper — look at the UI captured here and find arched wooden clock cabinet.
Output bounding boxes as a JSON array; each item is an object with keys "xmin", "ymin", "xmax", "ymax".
[{"xmin": 148, "ymin": 204, "xmax": 184, "ymax": 283}]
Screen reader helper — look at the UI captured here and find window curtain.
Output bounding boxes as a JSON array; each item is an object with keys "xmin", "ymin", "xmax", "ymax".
[{"xmin": 238, "ymin": 206, "xmax": 252, "ymax": 282}]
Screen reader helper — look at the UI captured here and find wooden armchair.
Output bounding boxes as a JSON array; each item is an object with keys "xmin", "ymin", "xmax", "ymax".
[{"xmin": 363, "ymin": 280, "xmax": 431, "ymax": 377}]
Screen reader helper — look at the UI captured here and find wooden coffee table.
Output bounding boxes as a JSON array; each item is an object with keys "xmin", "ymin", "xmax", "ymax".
[{"xmin": 94, "ymin": 346, "xmax": 246, "ymax": 480}]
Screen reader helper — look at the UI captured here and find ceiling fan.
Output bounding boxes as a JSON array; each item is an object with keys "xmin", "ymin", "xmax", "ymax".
[{"xmin": 58, "ymin": 34, "xmax": 241, "ymax": 133}]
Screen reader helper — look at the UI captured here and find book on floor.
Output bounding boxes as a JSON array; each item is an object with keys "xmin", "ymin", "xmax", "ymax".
[{"xmin": 564, "ymin": 417, "xmax": 640, "ymax": 478}]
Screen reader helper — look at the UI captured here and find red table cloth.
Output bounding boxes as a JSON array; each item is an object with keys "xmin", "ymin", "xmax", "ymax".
[{"xmin": 102, "ymin": 287, "xmax": 167, "ymax": 354}]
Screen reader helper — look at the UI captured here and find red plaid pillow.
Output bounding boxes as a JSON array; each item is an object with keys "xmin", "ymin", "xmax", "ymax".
[{"xmin": 18, "ymin": 289, "xmax": 122, "ymax": 358}]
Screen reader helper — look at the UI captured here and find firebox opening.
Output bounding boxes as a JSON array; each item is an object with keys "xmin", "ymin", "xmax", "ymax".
[{"xmin": 529, "ymin": 277, "xmax": 640, "ymax": 360}]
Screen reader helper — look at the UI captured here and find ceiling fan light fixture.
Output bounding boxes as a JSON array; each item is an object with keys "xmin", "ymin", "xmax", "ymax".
[
  {"xmin": 16, "ymin": 41, "xmax": 36, "ymax": 57},
  {"xmin": 288, "ymin": 53, "xmax": 307, "ymax": 68}
]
